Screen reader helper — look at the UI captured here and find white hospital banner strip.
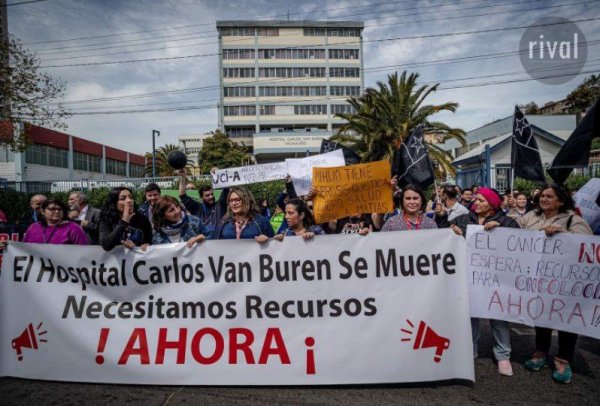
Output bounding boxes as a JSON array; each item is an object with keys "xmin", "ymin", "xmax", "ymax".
[
  {"xmin": 0, "ymin": 230, "xmax": 473, "ymax": 385},
  {"xmin": 466, "ymin": 225, "xmax": 600, "ymax": 339}
]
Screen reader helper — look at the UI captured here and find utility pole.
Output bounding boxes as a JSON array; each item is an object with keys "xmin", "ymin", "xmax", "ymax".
[{"xmin": 152, "ymin": 130, "xmax": 160, "ymax": 178}]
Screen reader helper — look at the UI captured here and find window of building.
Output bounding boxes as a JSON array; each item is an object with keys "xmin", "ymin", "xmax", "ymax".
[
  {"xmin": 258, "ymin": 67, "xmax": 325, "ymax": 78},
  {"xmin": 330, "ymin": 86, "xmax": 361, "ymax": 96},
  {"xmin": 222, "ymin": 49, "xmax": 255, "ymax": 59},
  {"xmin": 226, "ymin": 127, "xmax": 255, "ymax": 138},
  {"xmin": 223, "ymin": 68, "xmax": 255, "ymax": 78},
  {"xmin": 73, "ymin": 151, "xmax": 101, "ymax": 172},
  {"xmin": 25, "ymin": 144, "xmax": 68, "ymax": 168},
  {"xmin": 329, "ymin": 67, "xmax": 360, "ymax": 78},
  {"xmin": 260, "ymin": 106, "xmax": 276, "ymax": 115},
  {"xmin": 221, "ymin": 28, "xmax": 255, "ymax": 36},
  {"xmin": 224, "ymin": 105, "xmax": 256, "ymax": 116},
  {"xmin": 224, "ymin": 86, "xmax": 256, "ymax": 97},
  {"xmin": 257, "ymin": 28, "xmax": 279, "ymax": 36},
  {"xmin": 0, "ymin": 146, "xmax": 14, "ymax": 163},
  {"xmin": 259, "ymin": 86, "xmax": 326, "ymax": 96},
  {"xmin": 329, "ymin": 49, "xmax": 359, "ymax": 59},
  {"xmin": 303, "ymin": 28, "xmax": 326, "ymax": 36},
  {"xmin": 106, "ymin": 158, "xmax": 127, "ymax": 176},
  {"xmin": 130, "ymin": 164, "xmax": 145, "ymax": 178},
  {"xmin": 258, "ymin": 48, "xmax": 325, "ymax": 59},
  {"xmin": 327, "ymin": 28, "xmax": 360, "ymax": 37},
  {"xmin": 331, "ymin": 104, "xmax": 356, "ymax": 115},
  {"xmin": 294, "ymin": 105, "xmax": 327, "ymax": 115}
]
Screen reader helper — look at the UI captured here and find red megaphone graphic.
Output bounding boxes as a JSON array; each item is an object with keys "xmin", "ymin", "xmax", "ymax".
[
  {"xmin": 402, "ymin": 319, "xmax": 450, "ymax": 363},
  {"xmin": 12, "ymin": 322, "xmax": 47, "ymax": 361}
]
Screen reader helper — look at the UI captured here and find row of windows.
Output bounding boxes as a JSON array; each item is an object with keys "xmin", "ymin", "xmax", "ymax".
[
  {"xmin": 130, "ymin": 164, "xmax": 145, "ymax": 178},
  {"xmin": 106, "ymin": 159, "xmax": 127, "ymax": 176},
  {"xmin": 224, "ymin": 67, "xmax": 360, "ymax": 79},
  {"xmin": 303, "ymin": 28, "xmax": 361, "ymax": 37},
  {"xmin": 223, "ymin": 68, "xmax": 255, "ymax": 78},
  {"xmin": 224, "ymin": 86, "xmax": 256, "ymax": 97},
  {"xmin": 258, "ymin": 86, "xmax": 327, "ymax": 97},
  {"xmin": 224, "ymin": 86, "xmax": 360, "ymax": 97},
  {"xmin": 259, "ymin": 67, "xmax": 326, "ymax": 78},
  {"xmin": 224, "ymin": 104, "xmax": 355, "ymax": 116},
  {"xmin": 25, "ymin": 144, "xmax": 68, "ymax": 168},
  {"xmin": 227, "ymin": 127, "xmax": 256, "ymax": 138},
  {"xmin": 220, "ymin": 28, "xmax": 279, "ymax": 36},
  {"xmin": 0, "ymin": 147, "xmax": 14, "ymax": 163},
  {"xmin": 73, "ymin": 151, "xmax": 101, "ymax": 173},
  {"xmin": 329, "ymin": 67, "xmax": 360, "ymax": 77},
  {"xmin": 223, "ymin": 48, "xmax": 359, "ymax": 60}
]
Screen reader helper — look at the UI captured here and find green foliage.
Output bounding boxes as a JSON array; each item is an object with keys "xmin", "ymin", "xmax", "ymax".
[
  {"xmin": 0, "ymin": 36, "xmax": 69, "ymax": 151},
  {"xmin": 0, "ymin": 189, "xmax": 30, "ymax": 223},
  {"xmin": 198, "ymin": 130, "xmax": 251, "ymax": 174},
  {"xmin": 145, "ymin": 144, "xmax": 193, "ymax": 177},
  {"xmin": 592, "ymin": 138, "xmax": 600, "ymax": 150},
  {"xmin": 564, "ymin": 173, "xmax": 591, "ymax": 191},
  {"xmin": 331, "ymin": 71, "xmax": 466, "ymax": 177},
  {"xmin": 513, "ymin": 178, "xmax": 540, "ymax": 196},
  {"xmin": 518, "ymin": 102, "xmax": 539, "ymax": 115},
  {"xmin": 513, "ymin": 173, "xmax": 591, "ymax": 196},
  {"xmin": 246, "ymin": 180, "xmax": 286, "ymax": 210},
  {"xmin": 566, "ymin": 74, "xmax": 600, "ymax": 113}
]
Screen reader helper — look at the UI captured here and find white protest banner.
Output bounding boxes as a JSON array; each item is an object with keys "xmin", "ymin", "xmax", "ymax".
[
  {"xmin": 211, "ymin": 162, "xmax": 288, "ymax": 189},
  {"xmin": 286, "ymin": 149, "xmax": 345, "ymax": 196},
  {"xmin": 0, "ymin": 230, "xmax": 473, "ymax": 385},
  {"xmin": 466, "ymin": 225, "xmax": 600, "ymax": 339},
  {"xmin": 574, "ymin": 178, "xmax": 600, "ymax": 232}
]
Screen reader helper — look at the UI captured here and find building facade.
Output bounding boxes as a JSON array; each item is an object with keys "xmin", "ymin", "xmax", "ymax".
[
  {"xmin": 216, "ymin": 20, "xmax": 364, "ymax": 162},
  {"xmin": 178, "ymin": 133, "xmax": 213, "ymax": 175},
  {"xmin": 0, "ymin": 124, "xmax": 146, "ymax": 183}
]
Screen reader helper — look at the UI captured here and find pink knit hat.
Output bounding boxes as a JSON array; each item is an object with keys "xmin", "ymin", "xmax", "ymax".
[{"xmin": 477, "ymin": 187, "xmax": 502, "ymax": 210}]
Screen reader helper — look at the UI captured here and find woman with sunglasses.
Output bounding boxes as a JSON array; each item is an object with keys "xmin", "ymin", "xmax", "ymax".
[
  {"xmin": 214, "ymin": 186, "xmax": 274, "ymax": 242},
  {"xmin": 23, "ymin": 199, "xmax": 88, "ymax": 245}
]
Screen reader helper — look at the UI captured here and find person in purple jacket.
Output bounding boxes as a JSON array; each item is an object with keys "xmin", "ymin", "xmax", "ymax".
[{"xmin": 23, "ymin": 199, "xmax": 88, "ymax": 245}]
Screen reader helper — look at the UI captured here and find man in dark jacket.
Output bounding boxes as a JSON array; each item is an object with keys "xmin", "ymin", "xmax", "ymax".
[{"xmin": 68, "ymin": 191, "xmax": 101, "ymax": 244}]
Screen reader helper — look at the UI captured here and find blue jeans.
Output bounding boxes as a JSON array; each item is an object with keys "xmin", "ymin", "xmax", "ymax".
[{"xmin": 471, "ymin": 318, "xmax": 511, "ymax": 361}]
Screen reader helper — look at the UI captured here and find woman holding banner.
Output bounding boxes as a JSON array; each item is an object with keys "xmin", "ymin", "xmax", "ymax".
[
  {"xmin": 214, "ymin": 186, "xmax": 274, "ymax": 242},
  {"xmin": 23, "ymin": 199, "xmax": 88, "ymax": 245},
  {"xmin": 99, "ymin": 187, "xmax": 152, "ymax": 251},
  {"xmin": 444, "ymin": 187, "xmax": 519, "ymax": 377},
  {"xmin": 151, "ymin": 196, "xmax": 208, "ymax": 247},
  {"xmin": 274, "ymin": 198, "xmax": 325, "ymax": 241},
  {"xmin": 380, "ymin": 185, "xmax": 437, "ymax": 232},
  {"xmin": 518, "ymin": 185, "xmax": 592, "ymax": 384}
]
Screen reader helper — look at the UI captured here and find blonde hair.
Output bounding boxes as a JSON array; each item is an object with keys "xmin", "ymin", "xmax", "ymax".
[{"xmin": 226, "ymin": 186, "xmax": 260, "ymax": 219}]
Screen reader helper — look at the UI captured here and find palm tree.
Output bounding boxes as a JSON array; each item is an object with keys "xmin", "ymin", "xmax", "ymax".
[
  {"xmin": 145, "ymin": 144, "xmax": 194, "ymax": 177},
  {"xmin": 331, "ymin": 71, "xmax": 466, "ymax": 176}
]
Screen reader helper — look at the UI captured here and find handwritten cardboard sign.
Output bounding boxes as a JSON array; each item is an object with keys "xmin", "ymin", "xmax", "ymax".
[
  {"xmin": 211, "ymin": 162, "xmax": 288, "ymax": 189},
  {"xmin": 312, "ymin": 160, "xmax": 393, "ymax": 223}
]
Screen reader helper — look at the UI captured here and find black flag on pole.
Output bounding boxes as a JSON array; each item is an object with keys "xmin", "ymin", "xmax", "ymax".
[
  {"xmin": 548, "ymin": 98, "xmax": 599, "ymax": 185},
  {"xmin": 320, "ymin": 139, "xmax": 362, "ymax": 165},
  {"xmin": 392, "ymin": 128, "xmax": 435, "ymax": 188},
  {"xmin": 511, "ymin": 106, "xmax": 546, "ymax": 183}
]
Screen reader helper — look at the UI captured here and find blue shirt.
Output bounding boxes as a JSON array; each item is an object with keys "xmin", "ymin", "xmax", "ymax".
[{"xmin": 215, "ymin": 214, "xmax": 275, "ymax": 240}]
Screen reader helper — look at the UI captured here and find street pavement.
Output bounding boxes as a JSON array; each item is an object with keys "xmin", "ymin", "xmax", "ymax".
[{"xmin": 1, "ymin": 321, "xmax": 598, "ymax": 405}]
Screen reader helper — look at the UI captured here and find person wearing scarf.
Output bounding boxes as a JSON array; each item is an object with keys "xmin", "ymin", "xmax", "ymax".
[
  {"xmin": 438, "ymin": 187, "xmax": 520, "ymax": 377},
  {"xmin": 152, "ymin": 196, "xmax": 208, "ymax": 247}
]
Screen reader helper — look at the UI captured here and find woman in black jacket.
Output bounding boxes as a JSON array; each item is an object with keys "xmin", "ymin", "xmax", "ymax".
[
  {"xmin": 98, "ymin": 187, "xmax": 152, "ymax": 251},
  {"xmin": 440, "ymin": 187, "xmax": 519, "ymax": 377}
]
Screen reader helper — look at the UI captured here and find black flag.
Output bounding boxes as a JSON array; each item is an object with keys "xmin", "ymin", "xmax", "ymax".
[
  {"xmin": 548, "ymin": 98, "xmax": 599, "ymax": 185},
  {"xmin": 392, "ymin": 128, "xmax": 435, "ymax": 188},
  {"xmin": 320, "ymin": 139, "xmax": 362, "ymax": 165},
  {"xmin": 511, "ymin": 106, "xmax": 546, "ymax": 183}
]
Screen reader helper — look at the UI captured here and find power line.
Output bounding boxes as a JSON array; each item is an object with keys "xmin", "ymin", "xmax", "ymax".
[
  {"xmin": 39, "ymin": 15, "xmax": 600, "ymax": 69},
  {"xmin": 39, "ymin": 0, "xmax": 579, "ymax": 63},
  {"xmin": 5, "ymin": 0, "xmax": 51, "ymax": 6},
  {"xmin": 52, "ymin": 38, "xmax": 599, "ymax": 106}
]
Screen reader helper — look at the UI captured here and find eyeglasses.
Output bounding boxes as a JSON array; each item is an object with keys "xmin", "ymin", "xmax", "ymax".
[
  {"xmin": 228, "ymin": 198, "xmax": 242, "ymax": 204},
  {"xmin": 45, "ymin": 207, "xmax": 63, "ymax": 212}
]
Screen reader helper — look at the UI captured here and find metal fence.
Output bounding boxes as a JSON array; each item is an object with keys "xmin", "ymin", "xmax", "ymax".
[{"xmin": 0, "ymin": 176, "xmax": 212, "ymax": 194}]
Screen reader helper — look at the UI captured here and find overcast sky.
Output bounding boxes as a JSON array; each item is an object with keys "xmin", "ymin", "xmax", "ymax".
[{"xmin": 6, "ymin": 0, "xmax": 600, "ymax": 155}]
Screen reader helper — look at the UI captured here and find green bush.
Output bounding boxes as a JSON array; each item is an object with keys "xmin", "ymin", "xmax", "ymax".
[{"xmin": 0, "ymin": 189, "xmax": 31, "ymax": 223}]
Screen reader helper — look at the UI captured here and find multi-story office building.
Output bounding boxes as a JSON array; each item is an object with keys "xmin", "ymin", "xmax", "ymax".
[{"xmin": 216, "ymin": 20, "xmax": 364, "ymax": 163}]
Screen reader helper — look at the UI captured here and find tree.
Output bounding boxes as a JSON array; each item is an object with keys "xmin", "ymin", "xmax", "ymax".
[
  {"xmin": 331, "ymin": 71, "xmax": 466, "ymax": 176},
  {"xmin": 566, "ymin": 74, "xmax": 600, "ymax": 113},
  {"xmin": 198, "ymin": 130, "xmax": 251, "ymax": 174},
  {"xmin": 144, "ymin": 144, "xmax": 194, "ymax": 177},
  {"xmin": 0, "ymin": 36, "xmax": 69, "ymax": 151},
  {"xmin": 518, "ymin": 101, "xmax": 539, "ymax": 115}
]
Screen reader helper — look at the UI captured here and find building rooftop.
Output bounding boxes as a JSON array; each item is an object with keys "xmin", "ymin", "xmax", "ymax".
[{"xmin": 216, "ymin": 20, "xmax": 365, "ymax": 28}]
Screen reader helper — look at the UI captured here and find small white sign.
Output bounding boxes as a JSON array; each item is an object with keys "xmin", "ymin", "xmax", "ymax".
[
  {"xmin": 286, "ymin": 150, "xmax": 345, "ymax": 196},
  {"xmin": 211, "ymin": 162, "xmax": 288, "ymax": 188}
]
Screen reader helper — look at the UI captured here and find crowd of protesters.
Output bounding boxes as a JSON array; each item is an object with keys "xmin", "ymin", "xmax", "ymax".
[{"xmin": 0, "ymin": 168, "xmax": 596, "ymax": 385}]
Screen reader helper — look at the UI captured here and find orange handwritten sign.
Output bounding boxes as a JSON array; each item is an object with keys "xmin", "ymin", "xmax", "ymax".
[{"xmin": 312, "ymin": 160, "xmax": 393, "ymax": 223}]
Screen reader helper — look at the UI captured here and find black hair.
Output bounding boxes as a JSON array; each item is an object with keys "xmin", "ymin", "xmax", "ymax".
[
  {"xmin": 199, "ymin": 185, "xmax": 213, "ymax": 196},
  {"xmin": 100, "ymin": 187, "xmax": 137, "ymax": 225},
  {"xmin": 40, "ymin": 198, "xmax": 69, "ymax": 224},
  {"xmin": 399, "ymin": 184, "xmax": 427, "ymax": 212},
  {"xmin": 535, "ymin": 184, "xmax": 574, "ymax": 216},
  {"xmin": 442, "ymin": 185, "xmax": 459, "ymax": 200},
  {"xmin": 285, "ymin": 198, "xmax": 315, "ymax": 229},
  {"xmin": 144, "ymin": 183, "xmax": 161, "ymax": 194}
]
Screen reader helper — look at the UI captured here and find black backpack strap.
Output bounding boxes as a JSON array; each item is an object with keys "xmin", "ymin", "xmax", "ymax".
[{"xmin": 566, "ymin": 215, "xmax": 574, "ymax": 231}]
